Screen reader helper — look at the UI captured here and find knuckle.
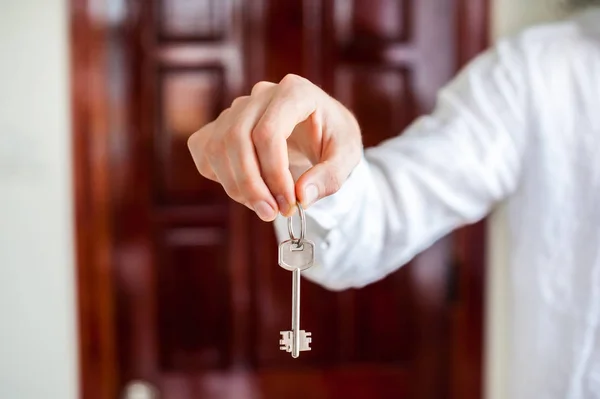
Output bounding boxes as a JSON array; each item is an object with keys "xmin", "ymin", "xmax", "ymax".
[
  {"xmin": 224, "ymin": 186, "xmax": 243, "ymax": 203},
  {"xmin": 187, "ymin": 131, "xmax": 198, "ymax": 152},
  {"xmin": 198, "ymin": 164, "xmax": 215, "ymax": 181},
  {"xmin": 280, "ymin": 73, "xmax": 306, "ymax": 88},
  {"xmin": 187, "ymin": 125, "xmax": 210, "ymax": 152},
  {"xmin": 202, "ymin": 167, "xmax": 217, "ymax": 181},
  {"xmin": 251, "ymin": 80, "xmax": 273, "ymax": 95},
  {"xmin": 206, "ymin": 137, "xmax": 224, "ymax": 159},
  {"xmin": 250, "ymin": 124, "xmax": 273, "ymax": 145},
  {"xmin": 266, "ymin": 180, "xmax": 286, "ymax": 195},
  {"xmin": 262, "ymin": 170, "xmax": 287, "ymax": 191},
  {"xmin": 230, "ymin": 95, "xmax": 249, "ymax": 110},
  {"xmin": 188, "ymin": 133, "xmax": 208, "ymax": 168},
  {"xmin": 237, "ymin": 175, "xmax": 262, "ymax": 198},
  {"xmin": 217, "ymin": 107, "xmax": 230, "ymax": 120},
  {"xmin": 223, "ymin": 125, "xmax": 245, "ymax": 147}
]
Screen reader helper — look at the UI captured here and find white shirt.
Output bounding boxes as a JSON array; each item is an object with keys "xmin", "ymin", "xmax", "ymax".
[{"xmin": 274, "ymin": 8, "xmax": 600, "ymax": 399}]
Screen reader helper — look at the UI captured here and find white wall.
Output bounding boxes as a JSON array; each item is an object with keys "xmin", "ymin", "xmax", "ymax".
[
  {"xmin": 492, "ymin": 0, "xmax": 566, "ymax": 37},
  {"xmin": 486, "ymin": 1, "xmax": 564, "ymax": 399},
  {"xmin": 0, "ymin": 0, "xmax": 78, "ymax": 398}
]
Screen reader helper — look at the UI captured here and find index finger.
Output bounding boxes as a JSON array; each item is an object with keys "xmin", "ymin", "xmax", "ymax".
[{"xmin": 251, "ymin": 75, "xmax": 320, "ymax": 214}]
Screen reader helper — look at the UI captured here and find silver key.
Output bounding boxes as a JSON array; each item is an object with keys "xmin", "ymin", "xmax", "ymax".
[{"xmin": 279, "ymin": 203, "xmax": 314, "ymax": 358}]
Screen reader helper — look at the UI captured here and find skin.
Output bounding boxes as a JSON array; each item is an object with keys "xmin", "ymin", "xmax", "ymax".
[{"xmin": 188, "ymin": 74, "xmax": 362, "ymax": 221}]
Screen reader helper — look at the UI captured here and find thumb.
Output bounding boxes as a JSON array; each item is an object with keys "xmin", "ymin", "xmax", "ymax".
[{"xmin": 295, "ymin": 158, "xmax": 351, "ymax": 208}]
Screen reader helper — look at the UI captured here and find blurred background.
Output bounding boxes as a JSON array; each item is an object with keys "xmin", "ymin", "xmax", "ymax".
[{"xmin": 0, "ymin": 0, "xmax": 567, "ymax": 398}]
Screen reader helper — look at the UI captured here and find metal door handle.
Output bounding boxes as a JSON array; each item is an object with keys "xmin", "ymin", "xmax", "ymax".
[{"xmin": 123, "ymin": 380, "xmax": 159, "ymax": 399}]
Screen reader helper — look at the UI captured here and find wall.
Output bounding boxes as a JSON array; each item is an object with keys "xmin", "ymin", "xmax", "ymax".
[
  {"xmin": 0, "ymin": 0, "xmax": 78, "ymax": 398},
  {"xmin": 486, "ymin": 2, "xmax": 563, "ymax": 399}
]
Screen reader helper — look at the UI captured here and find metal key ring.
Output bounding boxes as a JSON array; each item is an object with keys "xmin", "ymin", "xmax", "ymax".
[{"xmin": 287, "ymin": 202, "xmax": 306, "ymax": 244}]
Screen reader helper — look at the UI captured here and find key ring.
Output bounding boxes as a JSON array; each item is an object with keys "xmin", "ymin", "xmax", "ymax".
[{"xmin": 287, "ymin": 202, "xmax": 306, "ymax": 246}]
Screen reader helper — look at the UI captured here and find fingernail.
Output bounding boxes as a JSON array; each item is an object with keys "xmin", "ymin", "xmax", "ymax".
[
  {"xmin": 303, "ymin": 184, "xmax": 319, "ymax": 207},
  {"xmin": 276, "ymin": 195, "xmax": 290, "ymax": 216},
  {"xmin": 253, "ymin": 201, "xmax": 276, "ymax": 221}
]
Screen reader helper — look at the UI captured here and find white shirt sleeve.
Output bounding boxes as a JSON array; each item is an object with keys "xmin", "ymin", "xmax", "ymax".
[{"xmin": 273, "ymin": 38, "xmax": 531, "ymax": 291}]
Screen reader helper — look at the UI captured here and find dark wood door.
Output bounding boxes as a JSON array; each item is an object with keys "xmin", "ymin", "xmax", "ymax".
[{"xmin": 72, "ymin": 0, "xmax": 488, "ymax": 398}]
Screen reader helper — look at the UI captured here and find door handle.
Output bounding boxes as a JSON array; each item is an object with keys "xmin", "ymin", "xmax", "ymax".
[{"xmin": 123, "ymin": 380, "xmax": 159, "ymax": 399}]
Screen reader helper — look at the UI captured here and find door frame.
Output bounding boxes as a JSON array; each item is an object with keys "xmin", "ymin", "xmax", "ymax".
[{"xmin": 70, "ymin": 0, "xmax": 489, "ymax": 398}]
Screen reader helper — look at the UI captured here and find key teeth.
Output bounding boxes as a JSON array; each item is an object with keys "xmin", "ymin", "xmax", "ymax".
[
  {"xmin": 301, "ymin": 331, "xmax": 312, "ymax": 350},
  {"xmin": 279, "ymin": 330, "xmax": 312, "ymax": 353},
  {"xmin": 279, "ymin": 331, "xmax": 292, "ymax": 352}
]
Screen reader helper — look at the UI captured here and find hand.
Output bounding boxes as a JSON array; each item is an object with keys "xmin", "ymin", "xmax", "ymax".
[{"xmin": 187, "ymin": 74, "xmax": 362, "ymax": 221}]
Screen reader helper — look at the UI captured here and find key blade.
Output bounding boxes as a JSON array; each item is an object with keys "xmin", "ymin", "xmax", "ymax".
[{"xmin": 291, "ymin": 268, "xmax": 301, "ymax": 358}]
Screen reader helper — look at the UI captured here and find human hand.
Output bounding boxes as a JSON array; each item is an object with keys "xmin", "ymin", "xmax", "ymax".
[{"xmin": 187, "ymin": 74, "xmax": 362, "ymax": 221}]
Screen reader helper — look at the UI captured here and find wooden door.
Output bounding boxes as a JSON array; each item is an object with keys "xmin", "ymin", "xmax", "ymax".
[{"xmin": 72, "ymin": 0, "xmax": 488, "ymax": 398}]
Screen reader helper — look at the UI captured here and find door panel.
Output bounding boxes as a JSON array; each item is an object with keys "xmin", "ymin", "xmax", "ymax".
[
  {"xmin": 348, "ymin": 0, "xmax": 409, "ymax": 41},
  {"xmin": 71, "ymin": 0, "xmax": 488, "ymax": 397},
  {"xmin": 159, "ymin": 0, "xmax": 228, "ymax": 40},
  {"xmin": 156, "ymin": 225, "xmax": 231, "ymax": 371},
  {"xmin": 334, "ymin": 67, "xmax": 415, "ymax": 147},
  {"xmin": 158, "ymin": 69, "xmax": 227, "ymax": 203}
]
